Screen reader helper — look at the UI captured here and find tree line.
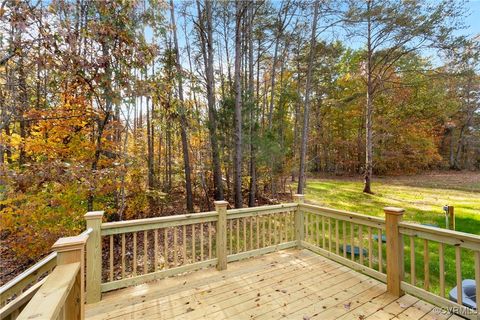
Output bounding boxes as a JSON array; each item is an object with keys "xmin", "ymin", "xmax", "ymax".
[{"xmin": 0, "ymin": 0, "xmax": 479, "ymax": 261}]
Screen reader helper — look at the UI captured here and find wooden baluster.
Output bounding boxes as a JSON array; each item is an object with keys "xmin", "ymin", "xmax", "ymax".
[
  {"xmin": 424, "ymin": 239, "xmax": 429, "ymax": 291},
  {"xmin": 322, "ymin": 216, "xmax": 325, "ymax": 248},
  {"xmin": 350, "ymin": 223, "xmax": 355, "ymax": 261},
  {"xmin": 121, "ymin": 233, "xmax": 126, "ymax": 278},
  {"xmin": 164, "ymin": 228, "xmax": 168, "ymax": 269},
  {"xmin": 256, "ymin": 216, "xmax": 260, "ymax": 248},
  {"xmin": 439, "ymin": 243, "xmax": 444, "ymax": 297},
  {"xmin": 208, "ymin": 222, "xmax": 212, "ymax": 259},
  {"xmin": 236, "ymin": 219, "xmax": 240, "ymax": 253},
  {"xmin": 328, "ymin": 218, "xmax": 332, "ymax": 252},
  {"xmin": 343, "ymin": 221, "xmax": 347, "ymax": 258},
  {"xmin": 183, "ymin": 225, "xmax": 187, "ymax": 263},
  {"xmin": 455, "ymin": 246, "xmax": 462, "ymax": 306},
  {"xmin": 243, "ymin": 218, "xmax": 247, "ymax": 251},
  {"xmin": 358, "ymin": 225, "xmax": 363, "ymax": 265},
  {"xmin": 305, "ymin": 212, "xmax": 310, "ymax": 242},
  {"xmin": 335, "ymin": 220, "xmax": 339, "ymax": 255},
  {"xmin": 262, "ymin": 215, "xmax": 266, "ymax": 247},
  {"xmin": 277, "ymin": 214, "xmax": 281, "ymax": 244},
  {"xmin": 133, "ymin": 232, "xmax": 137, "ymax": 276},
  {"xmin": 284, "ymin": 214, "xmax": 288, "ymax": 243},
  {"xmin": 368, "ymin": 227, "xmax": 372, "ymax": 268},
  {"xmin": 272, "ymin": 214, "xmax": 280, "ymax": 244},
  {"xmin": 229, "ymin": 219, "xmax": 233, "ymax": 254},
  {"xmin": 291, "ymin": 211, "xmax": 295, "ymax": 241},
  {"xmin": 410, "ymin": 237, "xmax": 416, "ymax": 286},
  {"xmin": 192, "ymin": 225, "xmax": 196, "ymax": 262},
  {"xmin": 268, "ymin": 215, "xmax": 272, "ymax": 246},
  {"xmin": 316, "ymin": 215, "xmax": 320, "ymax": 246},
  {"xmin": 109, "ymin": 235, "xmax": 114, "ymax": 282},
  {"xmin": 173, "ymin": 227, "xmax": 178, "ymax": 266},
  {"xmin": 200, "ymin": 223, "xmax": 204, "ymax": 261},
  {"xmin": 154, "ymin": 230, "xmax": 159, "ymax": 272},
  {"xmin": 248, "ymin": 217, "xmax": 253, "ymax": 250},
  {"xmin": 278, "ymin": 214, "xmax": 282, "ymax": 244},
  {"xmin": 377, "ymin": 229, "xmax": 382, "ymax": 273},
  {"xmin": 143, "ymin": 231, "xmax": 148, "ymax": 274}
]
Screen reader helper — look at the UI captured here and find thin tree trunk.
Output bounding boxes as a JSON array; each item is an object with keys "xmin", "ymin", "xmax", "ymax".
[
  {"xmin": 233, "ymin": 1, "xmax": 244, "ymax": 208},
  {"xmin": 363, "ymin": 0, "xmax": 374, "ymax": 194},
  {"xmin": 146, "ymin": 95, "xmax": 154, "ymax": 190},
  {"xmin": 170, "ymin": 0, "xmax": 194, "ymax": 212},
  {"xmin": 297, "ymin": 1, "xmax": 319, "ymax": 195},
  {"xmin": 292, "ymin": 49, "xmax": 301, "ymax": 182},
  {"xmin": 248, "ymin": 2, "xmax": 256, "ymax": 207}
]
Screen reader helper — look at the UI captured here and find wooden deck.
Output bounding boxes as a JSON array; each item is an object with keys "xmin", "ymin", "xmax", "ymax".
[{"xmin": 85, "ymin": 249, "xmax": 462, "ymax": 320}]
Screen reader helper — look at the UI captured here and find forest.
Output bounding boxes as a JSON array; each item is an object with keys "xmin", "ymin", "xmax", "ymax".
[{"xmin": 0, "ymin": 0, "xmax": 479, "ymax": 280}]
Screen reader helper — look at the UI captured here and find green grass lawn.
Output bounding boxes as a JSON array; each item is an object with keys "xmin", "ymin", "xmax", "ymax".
[{"xmin": 297, "ymin": 172, "xmax": 480, "ymax": 298}]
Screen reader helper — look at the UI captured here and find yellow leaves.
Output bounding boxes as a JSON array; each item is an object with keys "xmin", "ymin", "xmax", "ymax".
[{"xmin": 8, "ymin": 133, "xmax": 23, "ymax": 148}]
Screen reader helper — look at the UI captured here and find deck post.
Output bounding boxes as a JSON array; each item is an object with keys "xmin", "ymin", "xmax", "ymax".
[
  {"xmin": 52, "ymin": 235, "xmax": 88, "ymax": 320},
  {"xmin": 85, "ymin": 211, "xmax": 104, "ymax": 303},
  {"xmin": 384, "ymin": 207, "xmax": 405, "ymax": 297},
  {"xmin": 293, "ymin": 194, "xmax": 305, "ymax": 248},
  {"xmin": 447, "ymin": 206, "xmax": 455, "ymax": 230},
  {"xmin": 215, "ymin": 201, "xmax": 228, "ymax": 271}
]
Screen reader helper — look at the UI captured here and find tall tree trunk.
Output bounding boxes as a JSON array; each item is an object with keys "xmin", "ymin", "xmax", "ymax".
[
  {"xmin": 292, "ymin": 50, "xmax": 301, "ymax": 182},
  {"xmin": 170, "ymin": 0, "xmax": 194, "ymax": 212},
  {"xmin": 233, "ymin": 1, "xmax": 244, "ymax": 208},
  {"xmin": 146, "ymin": 95, "xmax": 154, "ymax": 190},
  {"xmin": 248, "ymin": 2, "xmax": 256, "ymax": 207},
  {"xmin": 88, "ymin": 40, "xmax": 113, "ymax": 211},
  {"xmin": 363, "ymin": 0, "xmax": 374, "ymax": 194},
  {"xmin": 196, "ymin": 0, "xmax": 224, "ymax": 200},
  {"xmin": 297, "ymin": 1, "xmax": 319, "ymax": 194},
  {"xmin": 449, "ymin": 127, "xmax": 455, "ymax": 169}
]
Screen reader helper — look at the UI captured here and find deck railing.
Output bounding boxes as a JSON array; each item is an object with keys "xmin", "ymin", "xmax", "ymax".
[
  {"xmin": 0, "ymin": 252, "xmax": 57, "ymax": 314},
  {"xmin": 399, "ymin": 221, "xmax": 480, "ymax": 317},
  {"xmin": 2, "ymin": 232, "xmax": 89, "ymax": 320},
  {"xmin": 2, "ymin": 194, "xmax": 479, "ymax": 319},
  {"xmin": 298, "ymin": 201, "xmax": 388, "ymax": 284},
  {"xmin": 86, "ymin": 202, "xmax": 298, "ymax": 297}
]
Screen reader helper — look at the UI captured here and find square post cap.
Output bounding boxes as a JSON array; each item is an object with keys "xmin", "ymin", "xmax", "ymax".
[
  {"xmin": 383, "ymin": 207, "xmax": 405, "ymax": 215},
  {"xmin": 52, "ymin": 235, "xmax": 88, "ymax": 252},
  {"xmin": 293, "ymin": 194, "xmax": 305, "ymax": 202},
  {"xmin": 214, "ymin": 200, "xmax": 229, "ymax": 207},
  {"xmin": 84, "ymin": 211, "xmax": 104, "ymax": 220}
]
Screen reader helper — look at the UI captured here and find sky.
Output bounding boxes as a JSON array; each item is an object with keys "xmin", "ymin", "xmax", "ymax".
[{"xmin": 465, "ymin": 0, "xmax": 480, "ymax": 37}]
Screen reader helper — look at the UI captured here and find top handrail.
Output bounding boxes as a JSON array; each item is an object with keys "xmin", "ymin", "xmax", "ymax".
[
  {"xmin": 81, "ymin": 227, "xmax": 93, "ymax": 237},
  {"xmin": 227, "ymin": 203, "xmax": 297, "ymax": 217},
  {"xmin": 0, "ymin": 251, "xmax": 57, "ymax": 296},
  {"xmin": 399, "ymin": 221, "xmax": 480, "ymax": 250},
  {"xmin": 300, "ymin": 203, "xmax": 386, "ymax": 227},
  {"xmin": 101, "ymin": 211, "xmax": 218, "ymax": 235}
]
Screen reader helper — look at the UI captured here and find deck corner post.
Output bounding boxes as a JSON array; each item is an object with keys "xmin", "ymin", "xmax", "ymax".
[
  {"xmin": 215, "ymin": 201, "xmax": 228, "ymax": 271},
  {"xmin": 384, "ymin": 207, "xmax": 405, "ymax": 297},
  {"xmin": 85, "ymin": 211, "xmax": 104, "ymax": 304},
  {"xmin": 293, "ymin": 194, "xmax": 305, "ymax": 248},
  {"xmin": 52, "ymin": 235, "xmax": 88, "ymax": 320}
]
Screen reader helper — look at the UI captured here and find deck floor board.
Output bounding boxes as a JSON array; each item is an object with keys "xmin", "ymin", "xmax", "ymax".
[{"xmin": 85, "ymin": 249, "xmax": 453, "ymax": 320}]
